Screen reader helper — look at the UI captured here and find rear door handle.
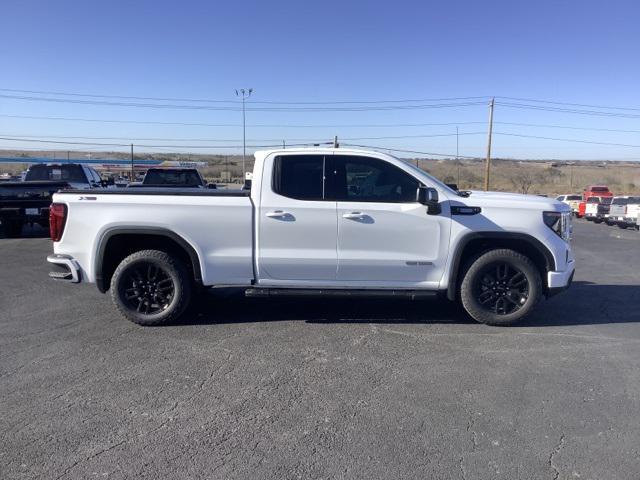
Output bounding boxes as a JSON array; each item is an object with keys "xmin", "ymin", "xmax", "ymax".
[
  {"xmin": 342, "ymin": 211, "xmax": 366, "ymax": 219},
  {"xmin": 266, "ymin": 210, "xmax": 289, "ymax": 218}
]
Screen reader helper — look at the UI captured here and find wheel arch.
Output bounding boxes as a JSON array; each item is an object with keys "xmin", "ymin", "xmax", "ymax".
[
  {"xmin": 95, "ymin": 227, "xmax": 203, "ymax": 293},
  {"xmin": 446, "ymin": 232, "xmax": 555, "ymax": 301}
]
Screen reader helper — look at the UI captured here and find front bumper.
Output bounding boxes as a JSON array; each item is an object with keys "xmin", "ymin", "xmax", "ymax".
[
  {"xmin": 47, "ymin": 254, "xmax": 81, "ymax": 283},
  {"xmin": 547, "ymin": 259, "xmax": 575, "ymax": 297}
]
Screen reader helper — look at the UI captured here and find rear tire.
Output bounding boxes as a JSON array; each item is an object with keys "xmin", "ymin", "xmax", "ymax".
[
  {"xmin": 110, "ymin": 249, "xmax": 192, "ymax": 326},
  {"xmin": 460, "ymin": 249, "xmax": 542, "ymax": 326}
]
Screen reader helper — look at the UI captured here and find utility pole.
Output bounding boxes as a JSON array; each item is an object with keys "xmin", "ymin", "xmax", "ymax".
[
  {"xmin": 483, "ymin": 98, "xmax": 495, "ymax": 191},
  {"xmin": 130, "ymin": 144, "xmax": 134, "ymax": 181},
  {"xmin": 333, "ymin": 135, "xmax": 339, "ymax": 148},
  {"xmin": 67, "ymin": 151, "xmax": 70, "ymax": 161},
  {"xmin": 456, "ymin": 126, "xmax": 460, "ymax": 185},
  {"xmin": 570, "ymin": 165, "xmax": 574, "ymax": 190},
  {"xmin": 235, "ymin": 88, "xmax": 253, "ymax": 180},
  {"xmin": 283, "ymin": 140, "xmax": 286, "ymax": 149}
]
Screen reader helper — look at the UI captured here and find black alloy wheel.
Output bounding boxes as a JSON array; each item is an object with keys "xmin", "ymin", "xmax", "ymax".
[
  {"xmin": 122, "ymin": 263, "xmax": 175, "ymax": 315},
  {"xmin": 110, "ymin": 249, "xmax": 192, "ymax": 326},
  {"xmin": 460, "ymin": 249, "xmax": 542, "ymax": 326},
  {"xmin": 474, "ymin": 261, "xmax": 529, "ymax": 316}
]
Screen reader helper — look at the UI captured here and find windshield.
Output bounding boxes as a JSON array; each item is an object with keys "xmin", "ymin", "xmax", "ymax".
[
  {"xmin": 143, "ymin": 169, "xmax": 202, "ymax": 186},
  {"xmin": 25, "ymin": 165, "xmax": 86, "ymax": 182},
  {"xmin": 587, "ymin": 197, "xmax": 601, "ymax": 203},
  {"xmin": 566, "ymin": 195, "xmax": 582, "ymax": 200},
  {"xmin": 590, "ymin": 187, "xmax": 609, "ymax": 192},
  {"xmin": 612, "ymin": 198, "xmax": 628, "ymax": 205},
  {"xmin": 601, "ymin": 197, "xmax": 613, "ymax": 205}
]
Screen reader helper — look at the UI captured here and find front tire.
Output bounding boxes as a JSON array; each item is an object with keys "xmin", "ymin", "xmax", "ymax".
[
  {"xmin": 460, "ymin": 249, "xmax": 542, "ymax": 326},
  {"xmin": 110, "ymin": 249, "xmax": 192, "ymax": 326}
]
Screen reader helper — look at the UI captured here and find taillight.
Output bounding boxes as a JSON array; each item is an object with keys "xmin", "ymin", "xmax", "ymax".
[{"xmin": 49, "ymin": 203, "xmax": 67, "ymax": 242}]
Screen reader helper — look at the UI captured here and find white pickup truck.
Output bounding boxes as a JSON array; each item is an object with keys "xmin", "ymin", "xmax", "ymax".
[{"xmin": 47, "ymin": 147, "xmax": 574, "ymax": 326}]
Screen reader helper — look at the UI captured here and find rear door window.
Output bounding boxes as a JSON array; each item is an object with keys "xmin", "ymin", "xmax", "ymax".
[{"xmin": 272, "ymin": 155, "xmax": 325, "ymax": 200}]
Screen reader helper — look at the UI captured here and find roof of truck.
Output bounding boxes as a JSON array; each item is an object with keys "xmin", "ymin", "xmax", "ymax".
[{"xmin": 254, "ymin": 147, "xmax": 393, "ymax": 157}]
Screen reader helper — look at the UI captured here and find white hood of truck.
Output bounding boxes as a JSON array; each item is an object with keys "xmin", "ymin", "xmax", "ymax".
[{"xmin": 458, "ymin": 190, "xmax": 569, "ymax": 212}]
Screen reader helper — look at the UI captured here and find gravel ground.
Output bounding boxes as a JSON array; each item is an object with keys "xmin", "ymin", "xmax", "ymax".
[{"xmin": 1, "ymin": 220, "xmax": 639, "ymax": 479}]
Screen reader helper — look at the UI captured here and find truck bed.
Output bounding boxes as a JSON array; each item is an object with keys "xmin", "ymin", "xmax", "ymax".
[
  {"xmin": 53, "ymin": 188, "xmax": 255, "ymax": 286},
  {"xmin": 61, "ymin": 187, "xmax": 249, "ymax": 196}
]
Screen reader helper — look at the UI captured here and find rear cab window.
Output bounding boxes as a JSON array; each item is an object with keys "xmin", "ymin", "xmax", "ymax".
[
  {"xmin": 272, "ymin": 155, "xmax": 326, "ymax": 200},
  {"xmin": 25, "ymin": 165, "xmax": 87, "ymax": 182}
]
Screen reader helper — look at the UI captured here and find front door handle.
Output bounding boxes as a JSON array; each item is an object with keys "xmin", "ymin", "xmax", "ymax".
[
  {"xmin": 266, "ymin": 210, "xmax": 289, "ymax": 218},
  {"xmin": 342, "ymin": 211, "xmax": 366, "ymax": 219}
]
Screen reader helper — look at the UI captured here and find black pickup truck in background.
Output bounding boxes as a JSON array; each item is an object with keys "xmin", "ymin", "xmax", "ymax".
[
  {"xmin": 0, "ymin": 164, "xmax": 104, "ymax": 237},
  {"xmin": 128, "ymin": 168, "xmax": 215, "ymax": 188}
]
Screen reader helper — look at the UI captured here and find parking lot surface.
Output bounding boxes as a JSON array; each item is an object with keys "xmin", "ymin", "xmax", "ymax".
[{"xmin": 1, "ymin": 220, "xmax": 639, "ymax": 480}]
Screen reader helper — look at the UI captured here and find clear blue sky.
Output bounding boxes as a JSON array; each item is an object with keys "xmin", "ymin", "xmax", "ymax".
[{"xmin": 1, "ymin": 0, "xmax": 640, "ymax": 160}]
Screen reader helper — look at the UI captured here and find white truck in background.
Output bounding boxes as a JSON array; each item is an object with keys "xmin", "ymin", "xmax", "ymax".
[{"xmin": 47, "ymin": 147, "xmax": 575, "ymax": 326}]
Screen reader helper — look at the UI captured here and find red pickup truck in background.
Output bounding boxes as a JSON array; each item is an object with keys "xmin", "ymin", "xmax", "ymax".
[{"xmin": 577, "ymin": 185, "xmax": 613, "ymax": 217}]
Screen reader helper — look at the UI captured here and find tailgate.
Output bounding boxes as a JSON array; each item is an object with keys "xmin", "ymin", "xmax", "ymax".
[
  {"xmin": 0, "ymin": 181, "xmax": 69, "ymax": 212},
  {"xmin": 585, "ymin": 204, "xmax": 598, "ymax": 214}
]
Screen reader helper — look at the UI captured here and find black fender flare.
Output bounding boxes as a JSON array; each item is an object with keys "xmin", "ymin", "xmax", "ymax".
[
  {"xmin": 94, "ymin": 227, "xmax": 203, "ymax": 293},
  {"xmin": 446, "ymin": 232, "xmax": 556, "ymax": 301}
]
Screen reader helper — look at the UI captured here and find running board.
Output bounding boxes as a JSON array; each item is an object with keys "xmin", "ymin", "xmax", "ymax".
[{"xmin": 244, "ymin": 288, "xmax": 438, "ymax": 300}]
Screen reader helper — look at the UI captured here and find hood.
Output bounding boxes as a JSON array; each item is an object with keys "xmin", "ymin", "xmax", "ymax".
[{"xmin": 457, "ymin": 190, "xmax": 569, "ymax": 212}]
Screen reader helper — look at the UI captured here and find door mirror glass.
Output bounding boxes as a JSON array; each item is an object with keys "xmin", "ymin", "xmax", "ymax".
[{"xmin": 417, "ymin": 186, "xmax": 438, "ymax": 205}]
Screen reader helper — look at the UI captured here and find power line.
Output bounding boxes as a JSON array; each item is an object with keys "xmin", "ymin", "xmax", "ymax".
[
  {"xmin": 497, "ymin": 96, "xmax": 640, "ymax": 112},
  {"xmin": 0, "ymin": 87, "xmax": 490, "ymax": 105},
  {"xmin": 0, "ymin": 94, "xmax": 487, "ymax": 112},
  {"xmin": 341, "ymin": 143, "xmax": 479, "ymax": 159},
  {"xmin": 495, "ymin": 121, "xmax": 640, "ymax": 134},
  {"xmin": 0, "ymin": 131, "xmax": 486, "ymax": 143},
  {"xmin": 0, "ymin": 136, "xmax": 317, "ymax": 149},
  {"xmin": 0, "ymin": 114, "xmax": 489, "ymax": 129},
  {"xmin": 494, "ymin": 132, "xmax": 640, "ymax": 148},
  {"xmin": 496, "ymin": 101, "xmax": 640, "ymax": 119}
]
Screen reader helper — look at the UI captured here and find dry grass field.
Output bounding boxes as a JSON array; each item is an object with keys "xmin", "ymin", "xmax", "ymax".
[{"xmin": 2, "ymin": 149, "xmax": 640, "ymax": 196}]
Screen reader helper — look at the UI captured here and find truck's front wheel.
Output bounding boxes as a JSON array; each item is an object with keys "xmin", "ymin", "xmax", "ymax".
[
  {"xmin": 460, "ymin": 249, "xmax": 542, "ymax": 326},
  {"xmin": 110, "ymin": 249, "xmax": 192, "ymax": 326}
]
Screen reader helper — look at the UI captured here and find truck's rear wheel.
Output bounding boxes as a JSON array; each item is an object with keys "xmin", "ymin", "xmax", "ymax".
[
  {"xmin": 460, "ymin": 249, "xmax": 542, "ymax": 326},
  {"xmin": 110, "ymin": 249, "xmax": 191, "ymax": 326}
]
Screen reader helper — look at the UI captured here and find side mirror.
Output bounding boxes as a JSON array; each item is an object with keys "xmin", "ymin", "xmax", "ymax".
[
  {"xmin": 417, "ymin": 186, "xmax": 441, "ymax": 215},
  {"xmin": 417, "ymin": 186, "xmax": 438, "ymax": 205},
  {"xmin": 207, "ymin": 183, "xmax": 217, "ymax": 189}
]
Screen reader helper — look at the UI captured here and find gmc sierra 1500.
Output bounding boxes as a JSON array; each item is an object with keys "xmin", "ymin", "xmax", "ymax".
[{"xmin": 47, "ymin": 147, "xmax": 574, "ymax": 326}]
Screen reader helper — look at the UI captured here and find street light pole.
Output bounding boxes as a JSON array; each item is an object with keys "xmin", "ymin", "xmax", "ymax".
[{"xmin": 235, "ymin": 88, "xmax": 253, "ymax": 180}]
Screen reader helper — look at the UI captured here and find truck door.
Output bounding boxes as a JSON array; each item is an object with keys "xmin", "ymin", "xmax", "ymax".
[
  {"xmin": 332, "ymin": 154, "xmax": 449, "ymax": 287},
  {"xmin": 257, "ymin": 154, "xmax": 338, "ymax": 282}
]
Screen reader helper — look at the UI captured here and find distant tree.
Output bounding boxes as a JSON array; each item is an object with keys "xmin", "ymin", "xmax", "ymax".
[{"xmin": 508, "ymin": 170, "xmax": 538, "ymax": 194}]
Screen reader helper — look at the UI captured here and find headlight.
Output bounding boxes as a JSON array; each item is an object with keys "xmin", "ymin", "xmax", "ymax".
[{"xmin": 543, "ymin": 211, "xmax": 572, "ymax": 242}]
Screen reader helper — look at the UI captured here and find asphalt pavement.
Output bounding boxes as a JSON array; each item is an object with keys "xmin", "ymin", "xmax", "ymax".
[{"xmin": 1, "ymin": 220, "xmax": 639, "ymax": 479}]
